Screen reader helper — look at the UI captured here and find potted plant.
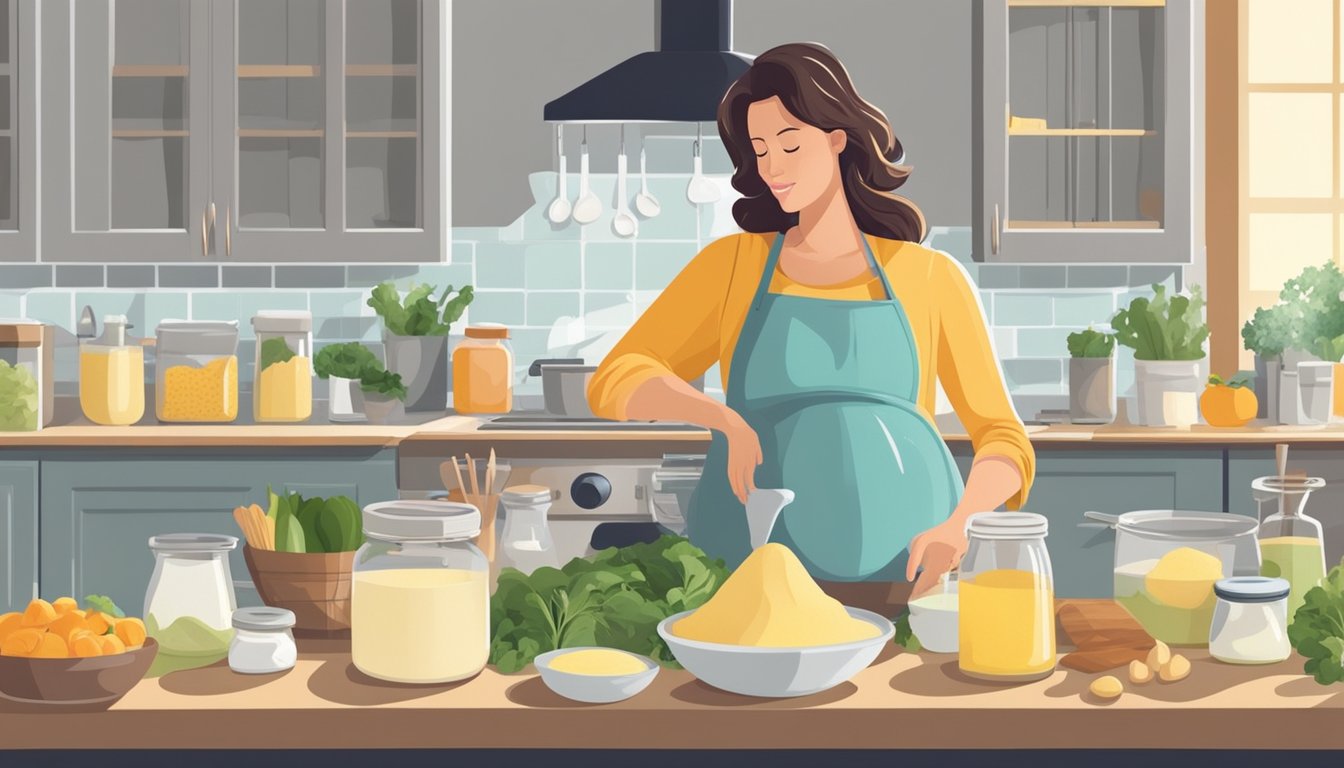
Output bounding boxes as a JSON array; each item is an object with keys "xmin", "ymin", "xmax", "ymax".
[
  {"xmin": 367, "ymin": 281, "xmax": 474, "ymax": 412},
  {"xmin": 358, "ymin": 367, "xmax": 407, "ymax": 425},
  {"xmin": 313, "ymin": 342, "xmax": 381, "ymax": 422},
  {"xmin": 1067, "ymin": 328, "xmax": 1116, "ymax": 425},
  {"xmin": 1242, "ymin": 302, "xmax": 1297, "ymax": 424},
  {"xmin": 1111, "ymin": 284, "xmax": 1209, "ymax": 427}
]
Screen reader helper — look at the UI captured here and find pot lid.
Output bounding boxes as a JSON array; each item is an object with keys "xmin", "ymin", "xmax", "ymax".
[
  {"xmin": 232, "ymin": 606, "xmax": 296, "ymax": 631},
  {"xmin": 1214, "ymin": 576, "xmax": 1290, "ymax": 603},
  {"xmin": 1113, "ymin": 510, "xmax": 1259, "ymax": 540}
]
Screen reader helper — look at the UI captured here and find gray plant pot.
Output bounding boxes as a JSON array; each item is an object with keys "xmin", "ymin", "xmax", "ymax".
[
  {"xmin": 383, "ymin": 333, "xmax": 448, "ymax": 412},
  {"xmin": 1253, "ymin": 355, "xmax": 1278, "ymax": 421},
  {"xmin": 1069, "ymin": 355, "xmax": 1116, "ymax": 425},
  {"xmin": 1133, "ymin": 359, "xmax": 1202, "ymax": 427}
]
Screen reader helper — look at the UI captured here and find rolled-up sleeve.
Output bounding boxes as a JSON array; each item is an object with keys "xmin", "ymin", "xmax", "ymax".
[
  {"xmin": 587, "ymin": 238, "xmax": 733, "ymax": 420},
  {"xmin": 935, "ymin": 256, "xmax": 1036, "ymax": 509}
]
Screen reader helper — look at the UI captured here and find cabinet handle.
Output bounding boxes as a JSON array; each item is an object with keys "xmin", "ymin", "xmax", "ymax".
[
  {"xmin": 208, "ymin": 202, "xmax": 217, "ymax": 254},
  {"xmin": 225, "ymin": 206, "xmax": 233, "ymax": 258},
  {"xmin": 200, "ymin": 208, "xmax": 208, "ymax": 257},
  {"xmin": 991, "ymin": 204, "xmax": 1000, "ymax": 255}
]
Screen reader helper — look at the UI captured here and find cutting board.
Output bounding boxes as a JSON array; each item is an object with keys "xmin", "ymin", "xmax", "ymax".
[{"xmin": 1054, "ymin": 598, "xmax": 1156, "ymax": 673}]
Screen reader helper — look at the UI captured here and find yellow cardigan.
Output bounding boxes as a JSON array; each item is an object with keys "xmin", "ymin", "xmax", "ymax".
[{"xmin": 586, "ymin": 232, "xmax": 1036, "ymax": 509}]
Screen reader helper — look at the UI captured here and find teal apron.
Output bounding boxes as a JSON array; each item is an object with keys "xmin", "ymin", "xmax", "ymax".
[{"xmin": 686, "ymin": 233, "xmax": 964, "ymax": 581}]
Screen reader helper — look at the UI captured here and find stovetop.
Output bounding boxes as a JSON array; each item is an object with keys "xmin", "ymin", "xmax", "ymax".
[{"xmin": 477, "ymin": 415, "xmax": 706, "ymax": 432}]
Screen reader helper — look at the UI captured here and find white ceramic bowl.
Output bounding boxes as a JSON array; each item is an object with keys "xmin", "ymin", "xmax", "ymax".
[
  {"xmin": 533, "ymin": 647, "xmax": 660, "ymax": 703},
  {"xmin": 907, "ymin": 592, "xmax": 959, "ymax": 653},
  {"xmin": 656, "ymin": 607, "xmax": 894, "ymax": 698}
]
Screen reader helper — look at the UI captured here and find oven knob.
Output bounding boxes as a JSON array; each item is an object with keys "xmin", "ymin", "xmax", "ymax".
[{"xmin": 571, "ymin": 473, "xmax": 612, "ymax": 510}]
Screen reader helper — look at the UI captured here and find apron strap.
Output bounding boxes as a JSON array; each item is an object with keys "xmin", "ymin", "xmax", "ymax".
[{"xmin": 753, "ymin": 232, "xmax": 899, "ymax": 311}]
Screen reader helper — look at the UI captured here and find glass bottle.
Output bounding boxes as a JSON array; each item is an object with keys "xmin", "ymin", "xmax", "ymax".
[
  {"xmin": 251, "ymin": 310, "xmax": 313, "ymax": 423},
  {"xmin": 497, "ymin": 485, "xmax": 560, "ymax": 576},
  {"xmin": 1252, "ymin": 474, "xmax": 1328, "ymax": 620},
  {"xmin": 79, "ymin": 314, "xmax": 145, "ymax": 426},
  {"xmin": 452, "ymin": 324, "xmax": 514, "ymax": 414},
  {"xmin": 958, "ymin": 512, "xmax": 1056, "ymax": 682},
  {"xmin": 352, "ymin": 500, "xmax": 489, "ymax": 684},
  {"xmin": 143, "ymin": 534, "xmax": 239, "ymax": 659}
]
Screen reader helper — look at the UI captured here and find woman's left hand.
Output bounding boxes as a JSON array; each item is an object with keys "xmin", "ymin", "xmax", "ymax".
[{"xmin": 905, "ymin": 518, "xmax": 969, "ymax": 599}]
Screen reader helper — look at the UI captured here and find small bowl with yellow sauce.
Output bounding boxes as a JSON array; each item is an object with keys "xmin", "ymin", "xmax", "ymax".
[{"xmin": 533, "ymin": 647, "xmax": 659, "ymax": 703}]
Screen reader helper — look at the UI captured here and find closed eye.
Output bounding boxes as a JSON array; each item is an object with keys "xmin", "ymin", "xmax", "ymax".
[
  {"xmin": 754, "ymin": 150, "xmax": 768, "ymax": 158},
  {"xmin": 782, "ymin": 147, "xmax": 799, "ymax": 154}
]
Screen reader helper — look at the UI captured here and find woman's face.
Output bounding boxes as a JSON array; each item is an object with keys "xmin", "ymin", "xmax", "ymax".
[{"xmin": 746, "ymin": 96, "xmax": 846, "ymax": 214}]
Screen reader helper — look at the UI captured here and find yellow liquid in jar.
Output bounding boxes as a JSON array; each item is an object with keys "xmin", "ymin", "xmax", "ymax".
[
  {"xmin": 80, "ymin": 347, "xmax": 145, "ymax": 426},
  {"xmin": 547, "ymin": 649, "xmax": 648, "ymax": 676},
  {"xmin": 958, "ymin": 569, "xmax": 1056, "ymax": 679},
  {"xmin": 351, "ymin": 568, "xmax": 488, "ymax": 684},
  {"xmin": 159, "ymin": 357, "xmax": 238, "ymax": 422},
  {"xmin": 254, "ymin": 355, "xmax": 312, "ymax": 422},
  {"xmin": 453, "ymin": 345, "xmax": 512, "ymax": 414},
  {"xmin": 1260, "ymin": 536, "xmax": 1327, "ymax": 620}
]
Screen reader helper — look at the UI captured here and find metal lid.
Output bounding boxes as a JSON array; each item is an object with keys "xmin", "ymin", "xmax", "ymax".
[
  {"xmin": 0, "ymin": 320, "xmax": 44, "ymax": 348},
  {"xmin": 362, "ymin": 500, "xmax": 481, "ymax": 541},
  {"xmin": 148, "ymin": 533, "xmax": 239, "ymax": 553},
  {"xmin": 155, "ymin": 320, "xmax": 240, "ymax": 355},
  {"xmin": 1214, "ymin": 576, "xmax": 1291, "ymax": 603},
  {"xmin": 232, "ymin": 606, "xmax": 296, "ymax": 631},
  {"xmin": 251, "ymin": 310, "xmax": 312, "ymax": 333},
  {"xmin": 465, "ymin": 323, "xmax": 510, "ymax": 339},
  {"xmin": 967, "ymin": 512, "xmax": 1048, "ymax": 539},
  {"xmin": 502, "ymin": 484, "xmax": 552, "ymax": 505}
]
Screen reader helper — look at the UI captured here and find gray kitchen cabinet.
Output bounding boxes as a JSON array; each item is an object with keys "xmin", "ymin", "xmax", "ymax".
[
  {"xmin": 42, "ymin": 0, "xmax": 442, "ymax": 263},
  {"xmin": 1227, "ymin": 447, "xmax": 1344, "ymax": 571},
  {"xmin": 38, "ymin": 449, "xmax": 396, "ymax": 616},
  {"xmin": 972, "ymin": 1, "xmax": 1203, "ymax": 263},
  {"xmin": 0, "ymin": 0, "xmax": 36, "ymax": 262},
  {"xmin": 0, "ymin": 461, "xmax": 38, "ymax": 612}
]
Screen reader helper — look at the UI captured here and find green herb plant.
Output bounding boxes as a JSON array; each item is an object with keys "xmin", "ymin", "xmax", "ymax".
[
  {"xmin": 359, "ymin": 367, "xmax": 407, "ymax": 401},
  {"xmin": 1066, "ymin": 328, "xmax": 1116, "ymax": 358},
  {"xmin": 258, "ymin": 337, "xmax": 297, "ymax": 372},
  {"xmin": 367, "ymin": 281, "xmax": 475, "ymax": 337},
  {"xmin": 1288, "ymin": 559, "xmax": 1344, "ymax": 685},
  {"xmin": 313, "ymin": 342, "xmax": 380, "ymax": 380},
  {"xmin": 1110, "ymin": 283, "xmax": 1209, "ymax": 361},
  {"xmin": 1242, "ymin": 303, "xmax": 1300, "ymax": 360},
  {"xmin": 893, "ymin": 609, "xmax": 921, "ymax": 653},
  {"xmin": 489, "ymin": 535, "xmax": 729, "ymax": 673},
  {"xmin": 266, "ymin": 486, "xmax": 364, "ymax": 554}
]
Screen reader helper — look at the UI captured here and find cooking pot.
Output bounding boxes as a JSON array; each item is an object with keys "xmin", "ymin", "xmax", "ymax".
[
  {"xmin": 530, "ymin": 359, "xmax": 598, "ymax": 417},
  {"xmin": 1083, "ymin": 510, "xmax": 1261, "ymax": 646}
]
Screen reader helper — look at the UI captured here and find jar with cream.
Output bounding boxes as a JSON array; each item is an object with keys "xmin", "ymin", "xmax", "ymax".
[
  {"xmin": 1208, "ymin": 576, "xmax": 1292, "ymax": 664},
  {"xmin": 228, "ymin": 607, "xmax": 298, "ymax": 674}
]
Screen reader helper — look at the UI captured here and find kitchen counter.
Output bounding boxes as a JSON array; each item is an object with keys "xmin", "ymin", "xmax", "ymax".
[{"xmin": 1, "ymin": 638, "xmax": 1340, "ymax": 750}]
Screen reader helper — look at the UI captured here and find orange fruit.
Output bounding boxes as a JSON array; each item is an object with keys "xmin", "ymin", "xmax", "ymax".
[
  {"xmin": 0, "ymin": 612, "xmax": 22, "ymax": 643},
  {"xmin": 98, "ymin": 634, "xmax": 126, "ymax": 656},
  {"xmin": 32, "ymin": 632, "xmax": 67, "ymax": 658},
  {"xmin": 52, "ymin": 597, "xmax": 79, "ymax": 616},
  {"xmin": 22, "ymin": 599, "xmax": 56, "ymax": 628},
  {"xmin": 48, "ymin": 610, "xmax": 89, "ymax": 642},
  {"xmin": 0, "ymin": 627, "xmax": 45, "ymax": 657},
  {"xmin": 85, "ymin": 610, "xmax": 112, "ymax": 636},
  {"xmin": 1201, "ymin": 381, "xmax": 1258, "ymax": 428},
  {"xmin": 114, "ymin": 617, "xmax": 147, "ymax": 649},
  {"xmin": 69, "ymin": 630, "xmax": 103, "ymax": 658}
]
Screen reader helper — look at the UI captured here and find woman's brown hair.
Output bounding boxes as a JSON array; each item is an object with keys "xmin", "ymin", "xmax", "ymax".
[{"xmin": 717, "ymin": 42, "xmax": 927, "ymax": 243}]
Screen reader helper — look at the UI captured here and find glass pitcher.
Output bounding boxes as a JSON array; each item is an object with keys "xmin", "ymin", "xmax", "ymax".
[
  {"xmin": 1252, "ymin": 475, "xmax": 1328, "ymax": 619},
  {"xmin": 143, "ymin": 534, "xmax": 239, "ymax": 658}
]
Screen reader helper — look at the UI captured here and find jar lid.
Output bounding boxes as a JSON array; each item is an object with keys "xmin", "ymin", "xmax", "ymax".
[
  {"xmin": 148, "ymin": 533, "xmax": 239, "ymax": 553},
  {"xmin": 967, "ymin": 512, "xmax": 1048, "ymax": 539},
  {"xmin": 465, "ymin": 323, "xmax": 510, "ymax": 339},
  {"xmin": 0, "ymin": 320, "xmax": 44, "ymax": 348},
  {"xmin": 232, "ymin": 606, "xmax": 296, "ymax": 631},
  {"xmin": 362, "ymin": 500, "xmax": 481, "ymax": 541},
  {"xmin": 155, "ymin": 320, "xmax": 240, "ymax": 355},
  {"xmin": 1214, "ymin": 576, "xmax": 1291, "ymax": 603},
  {"xmin": 252, "ymin": 310, "xmax": 313, "ymax": 333},
  {"xmin": 502, "ymin": 484, "xmax": 552, "ymax": 504}
]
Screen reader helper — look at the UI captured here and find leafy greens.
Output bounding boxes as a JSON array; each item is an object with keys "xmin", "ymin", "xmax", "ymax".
[
  {"xmin": 313, "ymin": 342, "xmax": 380, "ymax": 380},
  {"xmin": 1289, "ymin": 559, "xmax": 1344, "ymax": 685},
  {"xmin": 367, "ymin": 281, "xmax": 475, "ymax": 337},
  {"xmin": 1111, "ymin": 283, "xmax": 1209, "ymax": 361},
  {"xmin": 267, "ymin": 486, "xmax": 364, "ymax": 554},
  {"xmin": 1066, "ymin": 328, "xmax": 1115, "ymax": 358}
]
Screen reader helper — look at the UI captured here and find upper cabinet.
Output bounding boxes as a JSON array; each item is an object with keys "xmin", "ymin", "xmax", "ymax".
[
  {"xmin": 973, "ymin": 0, "xmax": 1203, "ymax": 263},
  {"xmin": 0, "ymin": 0, "xmax": 36, "ymax": 262},
  {"xmin": 42, "ymin": 0, "xmax": 442, "ymax": 263}
]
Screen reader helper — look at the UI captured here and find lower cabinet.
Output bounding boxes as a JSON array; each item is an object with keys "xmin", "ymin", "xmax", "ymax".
[
  {"xmin": 0, "ymin": 462, "xmax": 39, "ymax": 613},
  {"xmin": 38, "ymin": 449, "xmax": 396, "ymax": 617}
]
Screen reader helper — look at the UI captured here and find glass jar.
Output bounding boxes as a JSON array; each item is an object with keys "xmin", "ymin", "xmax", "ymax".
[
  {"xmin": 958, "ymin": 512, "xmax": 1056, "ymax": 682},
  {"xmin": 1209, "ymin": 577, "xmax": 1292, "ymax": 664},
  {"xmin": 452, "ymin": 323, "xmax": 514, "ymax": 414},
  {"xmin": 0, "ymin": 320, "xmax": 52, "ymax": 432},
  {"xmin": 497, "ymin": 485, "xmax": 560, "ymax": 576},
  {"xmin": 1253, "ymin": 475, "xmax": 1328, "ymax": 621},
  {"xmin": 352, "ymin": 500, "xmax": 489, "ymax": 684},
  {"xmin": 228, "ymin": 607, "xmax": 298, "ymax": 674},
  {"xmin": 251, "ymin": 310, "xmax": 313, "ymax": 423},
  {"xmin": 143, "ymin": 534, "xmax": 239, "ymax": 658},
  {"xmin": 155, "ymin": 320, "xmax": 240, "ymax": 423},
  {"xmin": 80, "ymin": 315, "xmax": 145, "ymax": 426}
]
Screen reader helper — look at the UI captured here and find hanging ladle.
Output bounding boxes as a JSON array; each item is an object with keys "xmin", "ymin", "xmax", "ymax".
[{"xmin": 545, "ymin": 124, "xmax": 572, "ymax": 225}]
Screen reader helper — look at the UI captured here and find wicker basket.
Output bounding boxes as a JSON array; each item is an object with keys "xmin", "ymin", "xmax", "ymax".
[{"xmin": 243, "ymin": 545, "xmax": 355, "ymax": 638}]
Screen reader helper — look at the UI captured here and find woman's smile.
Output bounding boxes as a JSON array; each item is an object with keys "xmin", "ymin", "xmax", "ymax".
[{"xmin": 768, "ymin": 181, "xmax": 796, "ymax": 196}]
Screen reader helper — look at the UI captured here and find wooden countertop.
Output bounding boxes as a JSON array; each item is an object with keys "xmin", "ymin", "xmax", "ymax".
[{"xmin": 0, "ymin": 639, "xmax": 1339, "ymax": 750}]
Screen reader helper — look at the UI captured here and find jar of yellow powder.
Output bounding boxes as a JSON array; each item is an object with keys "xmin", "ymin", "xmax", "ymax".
[
  {"xmin": 154, "ymin": 320, "xmax": 240, "ymax": 423},
  {"xmin": 251, "ymin": 310, "xmax": 313, "ymax": 423}
]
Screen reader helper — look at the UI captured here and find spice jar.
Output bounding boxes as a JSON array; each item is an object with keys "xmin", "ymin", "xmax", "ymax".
[
  {"xmin": 958, "ymin": 512, "xmax": 1056, "ymax": 682},
  {"xmin": 155, "ymin": 320, "xmax": 240, "ymax": 423},
  {"xmin": 352, "ymin": 500, "xmax": 489, "ymax": 684},
  {"xmin": 251, "ymin": 310, "xmax": 313, "ymax": 423},
  {"xmin": 497, "ymin": 485, "xmax": 561, "ymax": 576},
  {"xmin": 0, "ymin": 320, "xmax": 53, "ymax": 432},
  {"xmin": 452, "ymin": 323, "xmax": 513, "ymax": 414},
  {"xmin": 1209, "ymin": 576, "xmax": 1292, "ymax": 665},
  {"xmin": 80, "ymin": 315, "xmax": 145, "ymax": 426},
  {"xmin": 229, "ymin": 607, "xmax": 298, "ymax": 674},
  {"xmin": 143, "ymin": 534, "xmax": 239, "ymax": 659}
]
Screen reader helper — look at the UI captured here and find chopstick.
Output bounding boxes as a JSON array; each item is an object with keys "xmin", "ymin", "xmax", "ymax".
[
  {"xmin": 486, "ymin": 448, "xmax": 496, "ymax": 495},
  {"xmin": 450, "ymin": 455, "xmax": 469, "ymax": 501},
  {"xmin": 465, "ymin": 452, "xmax": 481, "ymax": 498}
]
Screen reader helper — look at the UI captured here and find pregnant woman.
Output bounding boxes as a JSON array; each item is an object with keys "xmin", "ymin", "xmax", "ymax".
[{"xmin": 587, "ymin": 43, "xmax": 1035, "ymax": 605}]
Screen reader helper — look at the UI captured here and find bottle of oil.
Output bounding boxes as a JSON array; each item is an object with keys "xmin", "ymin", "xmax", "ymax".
[{"xmin": 1253, "ymin": 474, "xmax": 1328, "ymax": 620}]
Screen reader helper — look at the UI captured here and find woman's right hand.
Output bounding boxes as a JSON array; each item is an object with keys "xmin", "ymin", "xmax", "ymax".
[{"xmin": 718, "ymin": 407, "xmax": 763, "ymax": 505}]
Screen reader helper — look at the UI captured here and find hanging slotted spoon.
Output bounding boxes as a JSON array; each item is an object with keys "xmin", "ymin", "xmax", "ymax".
[{"xmin": 545, "ymin": 124, "xmax": 572, "ymax": 225}]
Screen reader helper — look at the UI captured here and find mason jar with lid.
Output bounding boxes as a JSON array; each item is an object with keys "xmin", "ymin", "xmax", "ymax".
[
  {"xmin": 1209, "ymin": 576, "xmax": 1292, "ymax": 664},
  {"xmin": 958, "ymin": 512, "xmax": 1057, "ymax": 682},
  {"xmin": 155, "ymin": 320, "xmax": 240, "ymax": 423},
  {"xmin": 143, "ymin": 533, "xmax": 239, "ymax": 659},
  {"xmin": 251, "ymin": 310, "xmax": 313, "ymax": 423},
  {"xmin": 352, "ymin": 500, "xmax": 489, "ymax": 684},
  {"xmin": 452, "ymin": 323, "xmax": 514, "ymax": 414}
]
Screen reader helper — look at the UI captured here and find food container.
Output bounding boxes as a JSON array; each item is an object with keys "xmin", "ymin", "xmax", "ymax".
[
  {"xmin": 907, "ymin": 573, "xmax": 959, "ymax": 654},
  {"xmin": 352, "ymin": 500, "xmax": 489, "ymax": 684},
  {"xmin": 251, "ymin": 310, "xmax": 313, "ymax": 423},
  {"xmin": 1209, "ymin": 576, "xmax": 1292, "ymax": 665},
  {"xmin": 452, "ymin": 324, "xmax": 514, "ymax": 414},
  {"xmin": 0, "ymin": 639, "xmax": 159, "ymax": 706},
  {"xmin": 155, "ymin": 320, "xmax": 240, "ymax": 423},
  {"xmin": 228, "ymin": 607, "xmax": 298, "ymax": 675},
  {"xmin": 958, "ymin": 512, "xmax": 1056, "ymax": 681},
  {"xmin": 143, "ymin": 534, "xmax": 239, "ymax": 659},
  {"xmin": 0, "ymin": 320, "xmax": 54, "ymax": 431},
  {"xmin": 79, "ymin": 315, "xmax": 145, "ymax": 426},
  {"xmin": 533, "ymin": 647, "xmax": 660, "ymax": 703},
  {"xmin": 1085, "ymin": 509, "xmax": 1262, "ymax": 646}
]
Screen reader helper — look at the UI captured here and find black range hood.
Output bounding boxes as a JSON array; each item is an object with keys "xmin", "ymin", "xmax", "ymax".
[{"xmin": 543, "ymin": 0, "xmax": 754, "ymax": 123}]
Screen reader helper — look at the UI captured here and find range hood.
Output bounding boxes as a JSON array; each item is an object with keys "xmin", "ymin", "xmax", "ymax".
[{"xmin": 543, "ymin": 0, "xmax": 754, "ymax": 123}]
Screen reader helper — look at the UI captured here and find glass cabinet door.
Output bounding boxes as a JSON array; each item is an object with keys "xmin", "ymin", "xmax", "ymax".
[{"xmin": 0, "ymin": 0, "xmax": 35, "ymax": 261}]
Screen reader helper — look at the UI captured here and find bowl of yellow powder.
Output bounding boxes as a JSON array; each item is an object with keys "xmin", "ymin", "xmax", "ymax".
[
  {"xmin": 657, "ymin": 543, "xmax": 895, "ymax": 698},
  {"xmin": 533, "ymin": 647, "xmax": 659, "ymax": 703}
]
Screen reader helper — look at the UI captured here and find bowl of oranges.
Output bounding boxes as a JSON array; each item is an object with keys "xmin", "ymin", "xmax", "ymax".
[{"xmin": 0, "ymin": 595, "xmax": 157, "ymax": 706}]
